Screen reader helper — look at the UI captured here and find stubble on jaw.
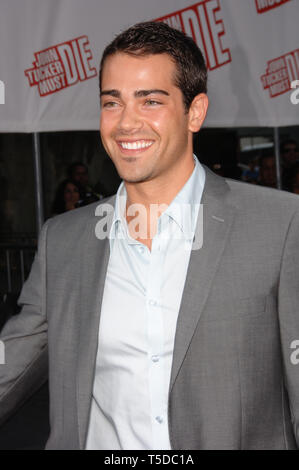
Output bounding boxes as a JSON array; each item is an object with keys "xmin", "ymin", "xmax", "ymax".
[{"xmin": 111, "ymin": 156, "xmax": 159, "ymax": 185}]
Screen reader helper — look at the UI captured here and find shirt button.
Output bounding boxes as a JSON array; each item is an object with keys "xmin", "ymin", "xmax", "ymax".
[
  {"xmin": 151, "ymin": 355, "xmax": 160, "ymax": 363},
  {"xmin": 138, "ymin": 246, "xmax": 145, "ymax": 253},
  {"xmin": 148, "ymin": 299, "xmax": 157, "ymax": 306},
  {"xmin": 155, "ymin": 416, "xmax": 163, "ymax": 424}
]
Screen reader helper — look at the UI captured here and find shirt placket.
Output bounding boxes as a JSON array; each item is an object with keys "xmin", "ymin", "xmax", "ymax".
[{"xmin": 145, "ymin": 218, "xmax": 171, "ymax": 450}]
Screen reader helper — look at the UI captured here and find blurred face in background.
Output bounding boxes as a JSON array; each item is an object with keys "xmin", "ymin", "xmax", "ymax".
[
  {"xmin": 72, "ymin": 165, "xmax": 89, "ymax": 188},
  {"xmin": 260, "ymin": 156, "xmax": 276, "ymax": 188},
  {"xmin": 282, "ymin": 143, "xmax": 299, "ymax": 168},
  {"xmin": 64, "ymin": 182, "xmax": 80, "ymax": 208}
]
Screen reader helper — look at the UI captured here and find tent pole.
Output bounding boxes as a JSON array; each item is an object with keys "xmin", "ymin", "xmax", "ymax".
[
  {"xmin": 33, "ymin": 132, "xmax": 44, "ymax": 235},
  {"xmin": 273, "ymin": 127, "xmax": 282, "ymax": 190}
]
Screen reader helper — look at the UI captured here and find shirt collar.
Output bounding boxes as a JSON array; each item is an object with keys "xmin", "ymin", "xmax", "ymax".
[
  {"xmin": 109, "ymin": 155, "xmax": 205, "ymax": 247},
  {"xmin": 162, "ymin": 155, "xmax": 205, "ymax": 238},
  {"xmin": 109, "ymin": 182, "xmax": 133, "ymax": 247}
]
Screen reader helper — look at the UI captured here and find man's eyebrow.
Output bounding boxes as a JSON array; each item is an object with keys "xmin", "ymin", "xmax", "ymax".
[
  {"xmin": 134, "ymin": 89, "xmax": 169, "ymax": 98},
  {"xmin": 100, "ymin": 89, "xmax": 170, "ymax": 98},
  {"xmin": 100, "ymin": 89, "xmax": 120, "ymax": 98}
]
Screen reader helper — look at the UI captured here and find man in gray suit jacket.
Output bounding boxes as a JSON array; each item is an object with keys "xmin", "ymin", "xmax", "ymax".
[{"xmin": 0, "ymin": 22, "xmax": 299, "ymax": 450}]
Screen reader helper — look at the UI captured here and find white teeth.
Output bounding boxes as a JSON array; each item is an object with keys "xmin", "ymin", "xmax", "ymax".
[{"xmin": 120, "ymin": 140, "xmax": 153, "ymax": 150}]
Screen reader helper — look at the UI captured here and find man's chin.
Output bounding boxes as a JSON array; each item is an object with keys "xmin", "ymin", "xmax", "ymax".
[
  {"xmin": 116, "ymin": 165, "xmax": 154, "ymax": 185},
  {"xmin": 122, "ymin": 175, "xmax": 151, "ymax": 184},
  {"xmin": 118, "ymin": 168, "xmax": 156, "ymax": 184}
]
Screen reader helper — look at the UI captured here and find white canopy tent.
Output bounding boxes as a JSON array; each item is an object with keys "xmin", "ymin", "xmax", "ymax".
[{"xmin": 0, "ymin": 0, "xmax": 298, "ymax": 231}]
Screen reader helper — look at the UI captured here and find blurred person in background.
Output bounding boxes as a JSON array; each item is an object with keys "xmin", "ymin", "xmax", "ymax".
[
  {"xmin": 290, "ymin": 163, "xmax": 299, "ymax": 195},
  {"xmin": 258, "ymin": 152, "xmax": 277, "ymax": 188},
  {"xmin": 241, "ymin": 155, "xmax": 259, "ymax": 184},
  {"xmin": 68, "ymin": 161, "xmax": 103, "ymax": 205},
  {"xmin": 281, "ymin": 139, "xmax": 299, "ymax": 169},
  {"xmin": 52, "ymin": 179, "xmax": 83, "ymax": 215},
  {"xmin": 281, "ymin": 139, "xmax": 299, "ymax": 191}
]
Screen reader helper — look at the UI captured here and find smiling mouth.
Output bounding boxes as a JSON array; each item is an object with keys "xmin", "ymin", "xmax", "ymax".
[{"xmin": 117, "ymin": 140, "xmax": 154, "ymax": 151}]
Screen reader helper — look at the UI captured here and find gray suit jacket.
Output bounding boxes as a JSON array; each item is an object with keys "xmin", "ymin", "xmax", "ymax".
[{"xmin": 0, "ymin": 166, "xmax": 299, "ymax": 450}]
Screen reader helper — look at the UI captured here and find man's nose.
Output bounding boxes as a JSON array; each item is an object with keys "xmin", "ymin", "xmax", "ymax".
[{"xmin": 117, "ymin": 104, "xmax": 143, "ymax": 133}]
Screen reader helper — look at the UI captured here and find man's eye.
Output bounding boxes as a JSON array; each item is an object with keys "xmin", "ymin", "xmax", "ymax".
[
  {"xmin": 145, "ymin": 100, "xmax": 161, "ymax": 106},
  {"xmin": 102, "ymin": 101, "xmax": 118, "ymax": 108}
]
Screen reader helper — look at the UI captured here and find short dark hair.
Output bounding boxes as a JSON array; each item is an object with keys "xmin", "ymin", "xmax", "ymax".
[{"xmin": 99, "ymin": 21, "xmax": 207, "ymax": 111}]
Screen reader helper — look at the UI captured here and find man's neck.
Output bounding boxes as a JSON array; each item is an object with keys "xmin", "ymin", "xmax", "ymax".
[
  {"xmin": 125, "ymin": 156, "xmax": 195, "ymax": 208},
  {"xmin": 123, "ymin": 155, "xmax": 196, "ymax": 249}
]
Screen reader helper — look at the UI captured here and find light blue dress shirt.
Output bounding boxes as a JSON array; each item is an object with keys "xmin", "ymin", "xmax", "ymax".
[{"xmin": 85, "ymin": 156, "xmax": 205, "ymax": 450}]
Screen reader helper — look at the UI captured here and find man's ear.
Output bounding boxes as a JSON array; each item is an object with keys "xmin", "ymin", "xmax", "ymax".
[{"xmin": 188, "ymin": 93, "xmax": 209, "ymax": 133}]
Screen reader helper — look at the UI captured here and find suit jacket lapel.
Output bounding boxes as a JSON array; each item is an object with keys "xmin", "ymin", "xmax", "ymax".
[
  {"xmin": 76, "ymin": 196, "xmax": 116, "ymax": 449},
  {"xmin": 169, "ymin": 167, "xmax": 236, "ymax": 391}
]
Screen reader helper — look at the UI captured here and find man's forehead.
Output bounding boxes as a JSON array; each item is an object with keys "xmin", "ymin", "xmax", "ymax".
[
  {"xmin": 102, "ymin": 52, "xmax": 175, "ymax": 77},
  {"xmin": 101, "ymin": 52, "xmax": 177, "ymax": 92},
  {"xmin": 104, "ymin": 51, "xmax": 173, "ymax": 65}
]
